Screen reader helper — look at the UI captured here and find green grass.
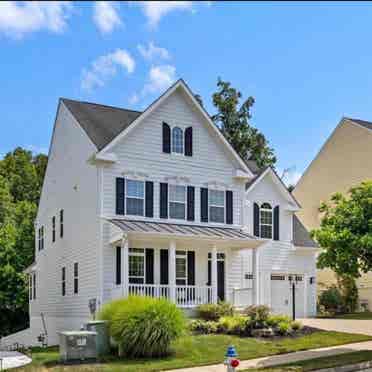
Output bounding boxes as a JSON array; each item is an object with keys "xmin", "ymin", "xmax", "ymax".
[
  {"xmin": 16, "ymin": 331, "xmax": 372, "ymax": 372},
  {"xmin": 332, "ymin": 312, "xmax": 372, "ymax": 320},
  {"xmin": 243, "ymin": 350, "xmax": 372, "ymax": 371}
]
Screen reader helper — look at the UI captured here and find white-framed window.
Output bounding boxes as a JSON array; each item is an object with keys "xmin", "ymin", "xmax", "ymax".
[
  {"xmin": 209, "ymin": 190, "xmax": 225, "ymax": 223},
  {"xmin": 29, "ymin": 272, "xmax": 36, "ymax": 301},
  {"xmin": 169, "ymin": 185, "xmax": 186, "ymax": 219},
  {"xmin": 172, "ymin": 127, "xmax": 184, "ymax": 154},
  {"xmin": 176, "ymin": 250, "xmax": 187, "ymax": 285},
  {"xmin": 73, "ymin": 262, "xmax": 79, "ymax": 294},
  {"xmin": 60, "ymin": 209, "xmax": 64, "ymax": 238},
  {"xmin": 52, "ymin": 216, "xmax": 56, "ymax": 243},
  {"xmin": 260, "ymin": 202, "xmax": 273, "ymax": 239},
  {"xmin": 62, "ymin": 267, "xmax": 66, "ymax": 296},
  {"xmin": 38, "ymin": 226, "xmax": 45, "ymax": 251},
  {"xmin": 126, "ymin": 179, "xmax": 145, "ymax": 216},
  {"xmin": 129, "ymin": 248, "xmax": 145, "ymax": 284}
]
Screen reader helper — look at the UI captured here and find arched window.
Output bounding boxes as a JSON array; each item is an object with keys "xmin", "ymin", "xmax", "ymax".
[
  {"xmin": 260, "ymin": 203, "xmax": 273, "ymax": 239},
  {"xmin": 172, "ymin": 127, "xmax": 183, "ymax": 154}
]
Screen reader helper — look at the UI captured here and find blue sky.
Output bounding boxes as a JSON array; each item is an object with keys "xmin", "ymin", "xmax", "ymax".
[{"xmin": 2, "ymin": 1, "xmax": 372, "ymax": 185}]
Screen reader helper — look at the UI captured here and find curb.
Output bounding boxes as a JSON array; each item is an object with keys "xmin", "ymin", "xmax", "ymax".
[{"xmin": 314, "ymin": 360, "xmax": 372, "ymax": 372}]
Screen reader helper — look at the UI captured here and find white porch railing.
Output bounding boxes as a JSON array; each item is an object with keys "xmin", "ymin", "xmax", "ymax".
[{"xmin": 112, "ymin": 284, "xmax": 214, "ymax": 308}]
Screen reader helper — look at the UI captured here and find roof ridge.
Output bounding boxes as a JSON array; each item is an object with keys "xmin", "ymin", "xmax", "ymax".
[{"xmin": 60, "ymin": 97, "xmax": 142, "ymax": 114}]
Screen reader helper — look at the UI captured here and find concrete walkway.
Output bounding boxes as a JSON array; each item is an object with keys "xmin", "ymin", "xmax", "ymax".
[
  {"xmin": 0, "ymin": 351, "xmax": 32, "ymax": 370},
  {"xmin": 300, "ymin": 318, "xmax": 372, "ymax": 336},
  {"xmin": 167, "ymin": 341, "xmax": 372, "ymax": 372}
]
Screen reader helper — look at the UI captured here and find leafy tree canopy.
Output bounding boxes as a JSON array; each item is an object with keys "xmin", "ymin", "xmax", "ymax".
[
  {"xmin": 212, "ymin": 78, "xmax": 276, "ymax": 168},
  {"xmin": 313, "ymin": 181, "xmax": 372, "ymax": 278}
]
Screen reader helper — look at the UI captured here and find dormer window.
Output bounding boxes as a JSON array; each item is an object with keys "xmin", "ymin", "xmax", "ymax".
[
  {"xmin": 172, "ymin": 127, "xmax": 183, "ymax": 154},
  {"xmin": 260, "ymin": 203, "xmax": 273, "ymax": 239}
]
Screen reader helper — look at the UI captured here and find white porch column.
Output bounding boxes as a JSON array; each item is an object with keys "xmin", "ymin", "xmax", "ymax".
[
  {"xmin": 303, "ymin": 274, "xmax": 308, "ymax": 318},
  {"xmin": 211, "ymin": 245, "xmax": 218, "ymax": 304},
  {"xmin": 169, "ymin": 240, "xmax": 176, "ymax": 303},
  {"xmin": 121, "ymin": 235, "xmax": 129, "ymax": 297},
  {"xmin": 252, "ymin": 248, "xmax": 260, "ymax": 305}
]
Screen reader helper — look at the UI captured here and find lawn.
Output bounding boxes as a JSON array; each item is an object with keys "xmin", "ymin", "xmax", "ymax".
[
  {"xmin": 332, "ymin": 312, "xmax": 372, "ymax": 320},
  {"xmin": 243, "ymin": 350, "xmax": 372, "ymax": 371},
  {"xmin": 16, "ymin": 331, "xmax": 372, "ymax": 372}
]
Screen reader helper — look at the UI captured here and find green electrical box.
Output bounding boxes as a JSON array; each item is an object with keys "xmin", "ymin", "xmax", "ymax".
[{"xmin": 85, "ymin": 320, "xmax": 110, "ymax": 356}]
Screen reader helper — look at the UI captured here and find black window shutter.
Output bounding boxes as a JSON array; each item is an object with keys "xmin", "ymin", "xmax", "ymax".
[
  {"xmin": 160, "ymin": 249, "xmax": 169, "ymax": 285},
  {"xmin": 253, "ymin": 202, "xmax": 260, "ymax": 237},
  {"xmin": 116, "ymin": 178, "xmax": 125, "ymax": 215},
  {"xmin": 160, "ymin": 183, "xmax": 168, "ymax": 219},
  {"xmin": 185, "ymin": 127, "xmax": 193, "ymax": 156},
  {"xmin": 187, "ymin": 251, "xmax": 195, "ymax": 285},
  {"xmin": 145, "ymin": 181, "xmax": 154, "ymax": 218},
  {"xmin": 162, "ymin": 122, "xmax": 171, "ymax": 153},
  {"xmin": 145, "ymin": 249, "xmax": 154, "ymax": 284},
  {"xmin": 274, "ymin": 205, "xmax": 280, "ymax": 241},
  {"xmin": 200, "ymin": 188, "xmax": 209, "ymax": 222},
  {"xmin": 116, "ymin": 246, "xmax": 121, "ymax": 285},
  {"xmin": 226, "ymin": 190, "xmax": 233, "ymax": 225},
  {"xmin": 207, "ymin": 260, "xmax": 211, "ymax": 286},
  {"xmin": 187, "ymin": 186, "xmax": 195, "ymax": 221}
]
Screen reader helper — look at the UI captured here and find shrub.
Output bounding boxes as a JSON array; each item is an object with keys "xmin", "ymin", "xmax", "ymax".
[
  {"xmin": 189, "ymin": 319, "xmax": 218, "ymax": 334},
  {"xmin": 277, "ymin": 321, "xmax": 292, "ymax": 335},
  {"xmin": 266, "ymin": 314, "xmax": 291, "ymax": 328},
  {"xmin": 291, "ymin": 320, "xmax": 303, "ymax": 331},
  {"xmin": 197, "ymin": 302, "xmax": 234, "ymax": 321},
  {"xmin": 318, "ymin": 286, "xmax": 343, "ymax": 314},
  {"xmin": 99, "ymin": 296, "xmax": 186, "ymax": 357},
  {"xmin": 218, "ymin": 315, "xmax": 249, "ymax": 335},
  {"xmin": 244, "ymin": 305, "xmax": 270, "ymax": 328}
]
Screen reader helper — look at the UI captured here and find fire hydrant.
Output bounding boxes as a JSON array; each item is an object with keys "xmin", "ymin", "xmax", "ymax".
[{"xmin": 224, "ymin": 345, "xmax": 240, "ymax": 371}]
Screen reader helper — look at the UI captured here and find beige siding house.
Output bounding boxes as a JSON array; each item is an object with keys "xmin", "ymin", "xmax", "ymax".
[{"xmin": 294, "ymin": 117, "xmax": 372, "ymax": 308}]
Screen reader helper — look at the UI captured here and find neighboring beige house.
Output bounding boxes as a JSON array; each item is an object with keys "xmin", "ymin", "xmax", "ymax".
[{"xmin": 294, "ymin": 117, "xmax": 372, "ymax": 309}]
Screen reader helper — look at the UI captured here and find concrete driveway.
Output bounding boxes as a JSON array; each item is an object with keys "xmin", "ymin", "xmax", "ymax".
[{"xmin": 300, "ymin": 318, "xmax": 372, "ymax": 336}]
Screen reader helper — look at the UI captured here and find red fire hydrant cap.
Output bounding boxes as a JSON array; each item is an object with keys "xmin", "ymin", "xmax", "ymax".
[{"xmin": 231, "ymin": 359, "xmax": 240, "ymax": 367}]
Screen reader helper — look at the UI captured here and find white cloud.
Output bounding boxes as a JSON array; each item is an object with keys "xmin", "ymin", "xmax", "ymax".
[
  {"xmin": 137, "ymin": 41, "xmax": 170, "ymax": 61},
  {"xmin": 81, "ymin": 49, "xmax": 135, "ymax": 92},
  {"xmin": 93, "ymin": 2, "xmax": 122, "ymax": 34},
  {"xmin": 0, "ymin": 1, "xmax": 72, "ymax": 38},
  {"xmin": 280, "ymin": 167, "xmax": 302, "ymax": 187},
  {"xmin": 26, "ymin": 144, "xmax": 48, "ymax": 154},
  {"xmin": 129, "ymin": 64, "xmax": 176, "ymax": 106},
  {"xmin": 137, "ymin": 1, "xmax": 193, "ymax": 28}
]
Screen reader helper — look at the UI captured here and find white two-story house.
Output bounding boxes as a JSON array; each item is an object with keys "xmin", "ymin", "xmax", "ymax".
[{"xmin": 2, "ymin": 80, "xmax": 317, "ymax": 347}]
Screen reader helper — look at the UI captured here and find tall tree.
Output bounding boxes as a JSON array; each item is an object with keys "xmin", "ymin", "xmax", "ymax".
[
  {"xmin": 313, "ymin": 181, "xmax": 372, "ymax": 278},
  {"xmin": 212, "ymin": 78, "xmax": 276, "ymax": 168}
]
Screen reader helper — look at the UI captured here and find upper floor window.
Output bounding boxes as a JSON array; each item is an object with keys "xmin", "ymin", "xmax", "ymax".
[
  {"xmin": 52, "ymin": 216, "xmax": 56, "ymax": 243},
  {"xmin": 129, "ymin": 248, "xmax": 145, "ymax": 284},
  {"xmin": 172, "ymin": 127, "xmax": 183, "ymax": 154},
  {"xmin": 74, "ymin": 263, "xmax": 79, "ymax": 294},
  {"xmin": 169, "ymin": 185, "xmax": 186, "ymax": 219},
  {"xmin": 38, "ymin": 226, "xmax": 44, "ymax": 251},
  {"xmin": 62, "ymin": 267, "xmax": 66, "ymax": 296},
  {"xmin": 260, "ymin": 203, "xmax": 273, "ymax": 239},
  {"xmin": 209, "ymin": 190, "xmax": 225, "ymax": 223},
  {"xmin": 60, "ymin": 209, "xmax": 64, "ymax": 238},
  {"xmin": 29, "ymin": 272, "xmax": 36, "ymax": 301},
  {"xmin": 126, "ymin": 179, "xmax": 144, "ymax": 216}
]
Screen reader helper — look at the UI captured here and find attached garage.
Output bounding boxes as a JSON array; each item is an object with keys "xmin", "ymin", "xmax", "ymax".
[{"xmin": 270, "ymin": 274, "xmax": 305, "ymax": 318}]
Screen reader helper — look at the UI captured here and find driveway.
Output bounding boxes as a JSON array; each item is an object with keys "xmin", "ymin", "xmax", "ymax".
[{"xmin": 300, "ymin": 318, "xmax": 372, "ymax": 336}]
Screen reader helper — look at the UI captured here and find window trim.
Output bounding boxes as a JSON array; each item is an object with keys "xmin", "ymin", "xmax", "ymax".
[
  {"xmin": 208, "ymin": 189, "xmax": 225, "ymax": 224},
  {"xmin": 171, "ymin": 126, "xmax": 184, "ymax": 155},
  {"xmin": 125, "ymin": 179, "xmax": 145, "ymax": 217},
  {"xmin": 168, "ymin": 184, "xmax": 186, "ymax": 220},
  {"xmin": 128, "ymin": 248, "xmax": 146, "ymax": 283},
  {"xmin": 73, "ymin": 262, "xmax": 79, "ymax": 294},
  {"xmin": 176, "ymin": 250, "xmax": 188, "ymax": 285},
  {"xmin": 62, "ymin": 267, "xmax": 66, "ymax": 296},
  {"xmin": 259, "ymin": 202, "xmax": 273, "ymax": 239}
]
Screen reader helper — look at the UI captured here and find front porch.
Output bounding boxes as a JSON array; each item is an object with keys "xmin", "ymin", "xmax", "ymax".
[{"xmin": 108, "ymin": 219, "xmax": 263, "ymax": 308}]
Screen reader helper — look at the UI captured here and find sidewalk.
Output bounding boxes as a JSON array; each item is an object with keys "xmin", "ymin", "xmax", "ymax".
[{"xmin": 167, "ymin": 341, "xmax": 372, "ymax": 372}]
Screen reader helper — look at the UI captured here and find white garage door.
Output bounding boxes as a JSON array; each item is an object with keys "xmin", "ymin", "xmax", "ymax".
[{"xmin": 270, "ymin": 274, "xmax": 305, "ymax": 318}]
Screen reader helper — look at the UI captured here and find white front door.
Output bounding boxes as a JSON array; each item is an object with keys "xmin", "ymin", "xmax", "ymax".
[{"xmin": 270, "ymin": 274, "xmax": 305, "ymax": 318}]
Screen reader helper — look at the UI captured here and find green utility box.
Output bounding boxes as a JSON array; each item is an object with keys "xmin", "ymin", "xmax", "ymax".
[{"xmin": 85, "ymin": 320, "xmax": 110, "ymax": 356}]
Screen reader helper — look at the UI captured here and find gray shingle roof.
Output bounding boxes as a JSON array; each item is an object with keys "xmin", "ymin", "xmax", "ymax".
[
  {"xmin": 346, "ymin": 117, "xmax": 372, "ymax": 131},
  {"xmin": 110, "ymin": 219, "xmax": 256, "ymax": 240},
  {"xmin": 61, "ymin": 98, "xmax": 142, "ymax": 150},
  {"xmin": 293, "ymin": 215, "xmax": 318, "ymax": 248}
]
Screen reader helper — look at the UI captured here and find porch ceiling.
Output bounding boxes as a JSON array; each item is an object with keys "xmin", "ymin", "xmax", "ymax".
[{"xmin": 109, "ymin": 219, "xmax": 259, "ymax": 246}]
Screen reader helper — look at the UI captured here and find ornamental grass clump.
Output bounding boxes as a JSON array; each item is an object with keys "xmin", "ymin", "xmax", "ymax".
[{"xmin": 99, "ymin": 296, "xmax": 186, "ymax": 358}]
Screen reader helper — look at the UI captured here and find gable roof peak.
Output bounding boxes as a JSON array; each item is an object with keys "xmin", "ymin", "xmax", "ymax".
[{"xmin": 343, "ymin": 116, "xmax": 372, "ymax": 131}]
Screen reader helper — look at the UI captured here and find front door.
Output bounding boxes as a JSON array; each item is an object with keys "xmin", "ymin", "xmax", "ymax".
[{"xmin": 208, "ymin": 253, "xmax": 225, "ymax": 302}]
